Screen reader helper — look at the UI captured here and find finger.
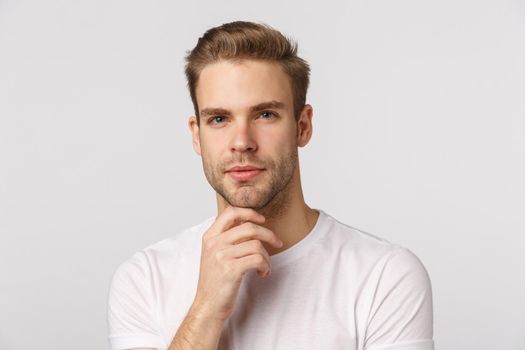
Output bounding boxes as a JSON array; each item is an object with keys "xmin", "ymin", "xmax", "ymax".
[
  {"xmin": 208, "ymin": 207, "xmax": 265, "ymax": 238},
  {"xmin": 234, "ymin": 253, "xmax": 271, "ymax": 277},
  {"xmin": 224, "ymin": 222, "xmax": 283, "ymax": 248},
  {"xmin": 222, "ymin": 239, "xmax": 271, "ymax": 270}
]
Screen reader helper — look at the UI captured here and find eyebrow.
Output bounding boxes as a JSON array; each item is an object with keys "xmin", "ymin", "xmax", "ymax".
[{"xmin": 200, "ymin": 100, "xmax": 287, "ymax": 118}]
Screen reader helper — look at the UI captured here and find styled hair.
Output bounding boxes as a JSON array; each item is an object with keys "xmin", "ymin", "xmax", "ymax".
[{"xmin": 184, "ymin": 21, "xmax": 310, "ymax": 124}]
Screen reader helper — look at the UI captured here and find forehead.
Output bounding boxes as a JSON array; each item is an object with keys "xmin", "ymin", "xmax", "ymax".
[{"xmin": 195, "ymin": 59, "xmax": 294, "ymax": 113}]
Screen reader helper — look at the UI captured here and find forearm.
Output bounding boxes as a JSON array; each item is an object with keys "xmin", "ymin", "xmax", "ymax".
[{"xmin": 168, "ymin": 303, "xmax": 226, "ymax": 350}]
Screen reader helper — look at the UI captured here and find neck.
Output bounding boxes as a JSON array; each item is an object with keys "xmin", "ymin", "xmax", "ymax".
[{"xmin": 216, "ymin": 164, "xmax": 319, "ymax": 256}]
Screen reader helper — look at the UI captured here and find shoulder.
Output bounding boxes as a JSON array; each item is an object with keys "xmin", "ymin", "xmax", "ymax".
[
  {"xmin": 319, "ymin": 210, "xmax": 432, "ymax": 290},
  {"xmin": 143, "ymin": 215, "xmax": 215, "ymax": 258},
  {"xmin": 316, "ymin": 212, "xmax": 434, "ymax": 346},
  {"xmin": 363, "ymin": 245, "xmax": 434, "ymax": 347},
  {"xmin": 320, "ymin": 210, "xmax": 398, "ymax": 261},
  {"xmin": 111, "ymin": 215, "xmax": 215, "ymax": 281},
  {"xmin": 377, "ymin": 245, "xmax": 431, "ymax": 284}
]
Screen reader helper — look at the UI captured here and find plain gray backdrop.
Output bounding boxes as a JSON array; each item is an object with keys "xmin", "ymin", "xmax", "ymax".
[{"xmin": 1, "ymin": 0, "xmax": 524, "ymax": 349}]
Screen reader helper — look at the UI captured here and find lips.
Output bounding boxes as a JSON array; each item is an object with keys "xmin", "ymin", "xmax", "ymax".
[
  {"xmin": 227, "ymin": 165, "xmax": 262, "ymax": 171},
  {"xmin": 226, "ymin": 165, "xmax": 265, "ymax": 181}
]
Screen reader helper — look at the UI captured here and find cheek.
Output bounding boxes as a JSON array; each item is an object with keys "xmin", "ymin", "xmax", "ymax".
[
  {"xmin": 199, "ymin": 145, "xmax": 219, "ymax": 171},
  {"xmin": 200, "ymin": 133, "xmax": 225, "ymax": 159},
  {"xmin": 257, "ymin": 124, "xmax": 297, "ymax": 150}
]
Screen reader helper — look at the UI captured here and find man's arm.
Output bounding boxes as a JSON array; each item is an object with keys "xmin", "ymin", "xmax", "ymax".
[
  {"xmin": 165, "ymin": 303, "xmax": 225, "ymax": 350},
  {"xmin": 165, "ymin": 207, "xmax": 282, "ymax": 349},
  {"xmin": 120, "ymin": 296, "xmax": 226, "ymax": 350},
  {"xmin": 364, "ymin": 246, "xmax": 434, "ymax": 350},
  {"xmin": 127, "ymin": 305, "xmax": 225, "ymax": 350},
  {"xmin": 110, "ymin": 207, "xmax": 283, "ymax": 350}
]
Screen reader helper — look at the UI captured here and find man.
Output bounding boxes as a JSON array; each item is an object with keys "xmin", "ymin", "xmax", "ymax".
[{"xmin": 107, "ymin": 21, "xmax": 434, "ymax": 350}]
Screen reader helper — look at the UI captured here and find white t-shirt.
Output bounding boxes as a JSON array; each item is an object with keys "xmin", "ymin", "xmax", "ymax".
[{"xmin": 107, "ymin": 209, "xmax": 434, "ymax": 350}]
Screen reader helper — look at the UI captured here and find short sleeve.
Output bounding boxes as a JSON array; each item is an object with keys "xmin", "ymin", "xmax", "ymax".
[
  {"xmin": 107, "ymin": 251, "xmax": 165, "ymax": 350},
  {"xmin": 364, "ymin": 247, "xmax": 434, "ymax": 350}
]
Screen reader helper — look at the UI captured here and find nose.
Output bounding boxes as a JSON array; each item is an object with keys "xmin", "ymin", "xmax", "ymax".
[{"xmin": 229, "ymin": 119, "xmax": 257, "ymax": 153}]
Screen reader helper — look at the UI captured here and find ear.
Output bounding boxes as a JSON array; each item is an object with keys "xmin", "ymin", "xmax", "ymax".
[
  {"xmin": 188, "ymin": 116, "xmax": 201, "ymax": 155},
  {"xmin": 296, "ymin": 104, "xmax": 313, "ymax": 147}
]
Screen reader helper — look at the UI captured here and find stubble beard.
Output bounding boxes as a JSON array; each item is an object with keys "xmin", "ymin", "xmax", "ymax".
[{"xmin": 202, "ymin": 148, "xmax": 298, "ymax": 218}]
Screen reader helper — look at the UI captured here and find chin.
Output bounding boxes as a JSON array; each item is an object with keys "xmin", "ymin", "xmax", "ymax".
[{"xmin": 226, "ymin": 188, "xmax": 269, "ymax": 209}]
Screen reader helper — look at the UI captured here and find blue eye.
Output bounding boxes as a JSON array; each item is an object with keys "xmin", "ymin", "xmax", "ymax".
[
  {"xmin": 209, "ymin": 116, "xmax": 226, "ymax": 124},
  {"xmin": 207, "ymin": 112, "xmax": 275, "ymax": 125},
  {"xmin": 260, "ymin": 111, "xmax": 275, "ymax": 119}
]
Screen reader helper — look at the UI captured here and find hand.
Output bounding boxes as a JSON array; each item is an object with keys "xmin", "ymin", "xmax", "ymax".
[{"xmin": 191, "ymin": 206, "xmax": 283, "ymax": 322}]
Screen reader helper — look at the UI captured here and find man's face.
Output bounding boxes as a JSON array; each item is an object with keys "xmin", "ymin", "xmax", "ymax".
[{"xmin": 189, "ymin": 59, "xmax": 304, "ymax": 210}]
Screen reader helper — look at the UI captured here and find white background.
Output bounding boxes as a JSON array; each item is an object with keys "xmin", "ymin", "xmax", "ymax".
[{"xmin": 1, "ymin": 0, "xmax": 524, "ymax": 349}]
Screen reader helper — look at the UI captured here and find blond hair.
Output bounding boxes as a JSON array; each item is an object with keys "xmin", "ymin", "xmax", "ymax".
[{"xmin": 184, "ymin": 21, "xmax": 310, "ymax": 124}]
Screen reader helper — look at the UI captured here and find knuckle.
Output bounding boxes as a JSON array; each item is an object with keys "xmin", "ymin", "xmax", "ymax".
[
  {"xmin": 201, "ymin": 236, "xmax": 209, "ymax": 249},
  {"xmin": 203, "ymin": 236, "xmax": 216, "ymax": 251},
  {"xmin": 214, "ymin": 250, "xmax": 225, "ymax": 261},
  {"xmin": 252, "ymin": 254, "xmax": 264, "ymax": 265},
  {"xmin": 251, "ymin": 240, "xmax": 263, "ymax": 250},
  {"xmin": 228, "ymin": 206, "xmax": 240, "ymax": 217},
  {"xmin": 202, "ymin": 230, "xmax": 213, "ymax": 243}
]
